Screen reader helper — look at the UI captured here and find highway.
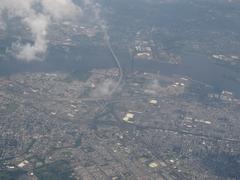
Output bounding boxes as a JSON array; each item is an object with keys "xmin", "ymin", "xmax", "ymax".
[
  {"xmin": 104, "ymin": 30, "xmax": 123, "ymax": 96},
  {"xmin": 81, "ymin": 30, "xmax": 123, "ymax": 102}
]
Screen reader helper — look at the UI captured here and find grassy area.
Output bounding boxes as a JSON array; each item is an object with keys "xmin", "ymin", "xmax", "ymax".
[
  {"xmin": 0, "ymin": 47, "xmax": 5, "ymax": 55},
  {"xmin": 71, "ymin": 70, "xmax": 91, "ymax": 82},
  {"xmin": 62, "ymin": 76, "xmax": 74, "ymax": 83},
  {"xmin": 62, "ymin": 150, "xmax": 72, "ymax": 157},
  {"xmin": 74, "ymin": 136, "xmax": 82, "ymax": 147},
  {"xmin": 34, "ymin": 160, "xmax": 75, "ymax": 180},
  {"xmin": 0, "ymin": 169, "xmax": 26, "ymax": 180},
  {"xmin": 4, "ymin": 102, "xmax": 19, "ymax": 113},
  {"xmin": 62, "ymin": 71, "xmax": 91, "ymax": 83}
]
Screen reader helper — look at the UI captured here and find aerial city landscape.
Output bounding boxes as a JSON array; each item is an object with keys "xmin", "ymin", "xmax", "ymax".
[{"xmin": 0, "ymin": 0, "xmax": 240, "ymax": 179}]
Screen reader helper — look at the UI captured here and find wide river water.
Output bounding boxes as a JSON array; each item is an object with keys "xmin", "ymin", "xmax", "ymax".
[{"xmin": 0, "ymin": 44, "xmax": 240, "ymax": 98}]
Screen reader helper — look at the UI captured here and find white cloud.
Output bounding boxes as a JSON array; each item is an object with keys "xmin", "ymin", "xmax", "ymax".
[
  {"xmin": 83, "ymin": 0, "xmax": 106, "ymax": 30},
  {"xmin": 91, "ymin": 79, "xmax": 118, "ymax": 98},
  {"xmin": 13, "ymin": 14, "xmax": 49, "ymax": 61},
  {"xmin": 41, "ymin": 0, "xmax": 82, "ymax": 21},
  {"xmin": 0, "ymin": 0, "xmax": 82, "ymax": 61},
  {"xmin": 0, "ymin": 0, "xmax": 35, "ymax": 18}
]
